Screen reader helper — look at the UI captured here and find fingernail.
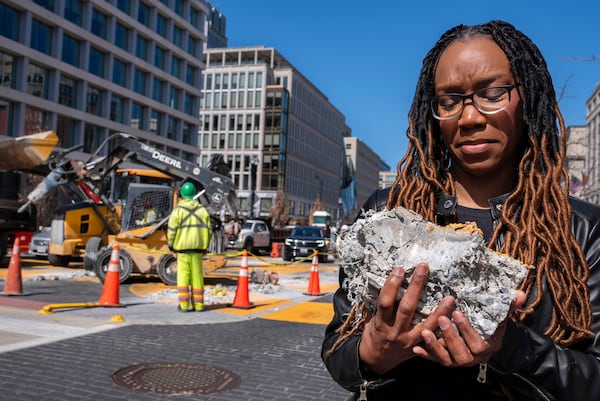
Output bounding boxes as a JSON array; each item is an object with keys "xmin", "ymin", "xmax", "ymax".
[
  {"xmin": 415, "ymin": 264, "xmax": 428, "ymax": 277},
  {"xmin": 439, "ymin": 318, "xmax": 450, "ymax": 330},
  {"xmin": 453, "ymin": 312, "xmax": 464, "ymax": 323}
]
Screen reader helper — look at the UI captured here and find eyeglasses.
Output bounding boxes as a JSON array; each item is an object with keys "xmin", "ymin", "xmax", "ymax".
[{"xmin": 430, "ymin": 83, "xmax": 520, "ymax": 121}]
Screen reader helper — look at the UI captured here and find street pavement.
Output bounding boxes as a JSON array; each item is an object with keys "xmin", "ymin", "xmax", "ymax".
[{"xmin": 0, "ymin": 253, "xmax": 353, "ymax": 401}]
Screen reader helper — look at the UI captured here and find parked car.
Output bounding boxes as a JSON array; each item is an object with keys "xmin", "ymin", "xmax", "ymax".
[
  {"xmin": 29, "ymin": 227, "xmax": 51, "ymax": 259},
  {"xmin": 227, "ymin": 219, "xmax": 272, "ymax": 254},
  {"xmin": 282, "ymin": 226, "xmax": 328, "ymax": 263}
]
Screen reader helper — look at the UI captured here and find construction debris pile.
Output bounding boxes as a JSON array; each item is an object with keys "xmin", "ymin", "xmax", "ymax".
[{"xmin": 337, "ymin": 206, "xmax": 530, "ymax": 339}]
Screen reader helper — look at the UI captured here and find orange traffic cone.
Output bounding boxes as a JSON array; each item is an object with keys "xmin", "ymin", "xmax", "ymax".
[
  {"xmin": 230, "ymin": 250, "xmax": 254, "ymax": 309},
  {"xmin": 2, "ymin": 237, "xmax": 23, "ymax": 295},
  {"xmin": 98, "ymin": 244, "xmax": 122, "ymax": 306},
  {"xmin": 304, "ymin": 251, "xmax": 324, "ymax": 296}
]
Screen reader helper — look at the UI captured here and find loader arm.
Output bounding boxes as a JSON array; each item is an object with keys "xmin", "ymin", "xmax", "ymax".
[{"xmin": 23, "ymin": 133, "xmax": 237, "ymax": 217}]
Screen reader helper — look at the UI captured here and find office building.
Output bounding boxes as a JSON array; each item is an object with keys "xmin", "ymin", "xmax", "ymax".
[
  {"xmin": 585, "ymin": 83, "xmax": 600, "ymax": 204},
  {"xmin": 343, "ymin": 136, "xmax": 382, "ymax": 220},
  {"xmin": 0, "ymin": 0, "xmax": 209, "ymax": 161},
  {"xmin": 198, "ymin": 46, "xmax": 347, "ymax": 222}
]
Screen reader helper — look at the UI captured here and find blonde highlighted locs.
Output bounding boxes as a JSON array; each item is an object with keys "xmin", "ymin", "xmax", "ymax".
[{"xmin": 386, "ymin": 20, "xmax": 592, "ymax": 346}]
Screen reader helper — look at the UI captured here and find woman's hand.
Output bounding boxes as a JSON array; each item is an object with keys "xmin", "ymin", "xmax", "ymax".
[
  {"xmin": 359, "ymin": 263, "xmax": 456, "ymax": 374},
  {"xmin": 412, "ymin": 290, "xmax": 527, "ymax": 367}
]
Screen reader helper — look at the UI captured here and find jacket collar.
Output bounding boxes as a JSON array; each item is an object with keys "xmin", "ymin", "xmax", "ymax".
[{"xmin": 435, "ymin": 192, "xmax": 511, "ymax": 220}]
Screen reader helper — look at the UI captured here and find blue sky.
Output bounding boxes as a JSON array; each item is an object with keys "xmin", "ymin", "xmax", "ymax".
[{"xmin": 213, "ymin": 1, "xmax": 599, "ymax": 168}]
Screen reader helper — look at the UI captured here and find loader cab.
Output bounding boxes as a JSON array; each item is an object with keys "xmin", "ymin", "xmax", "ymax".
[{"xmin": 120, "ymin": 183, "xmax": 173, "ymax": 231}]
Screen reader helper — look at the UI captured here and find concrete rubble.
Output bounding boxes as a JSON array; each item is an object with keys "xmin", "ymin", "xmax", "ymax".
[{"xmin": 338, "ymin": 206, "xmax": 530, "ymax": 339}]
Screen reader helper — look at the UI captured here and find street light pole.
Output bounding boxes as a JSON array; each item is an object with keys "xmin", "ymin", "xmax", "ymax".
[{"xmin": 250, "ymin": 155, "xmax": 258, "ymax": 218}]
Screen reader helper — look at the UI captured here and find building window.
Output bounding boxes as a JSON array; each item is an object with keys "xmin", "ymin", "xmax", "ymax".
[
  {"xmin": 189, "ymin": 7, "xmax": 199, "ymax": 26},
  {"xmin": 171, "ymin": 56, "xmax": 181, "ymax": 79},
  {"xmin": 188, "ymin": 36, "xmax": 198, "ymax": 57},
  {"xmin": 24, "ymin": 106, "xmax": 50, "ymax": 134},
  {"xmin": 0, "ymin": 4, "xmax": 19, "ymax": 41},
  {"xmin": 34, "ymin": 0, "xmax": 54, "ymax": 11},
  {"xmin": 150, "ymin": 109, "xmax": 162, "ymax": 133},
  {"xmin": 153, "ymin": 79, "xmax": 164, "ymax": 103},
  {"xmin": 62, "ymin": 34, "xmax": 80, "ymax": 67},
  {"xmin": 0, "ymin": 52, "xmax": 14, "ymax": 89},
  {"xmin": 58, "ymin": 75, "xmax": 77, "ymax": 108},
  {"xmin": 222, "ymin": 73, "xmax": 229, "ymax": 90},
  {"xmin": 256, "ymin": 72, "xmax": 262, "ymax": 87},
  {"xmin": 182, "ymin": 123, "xmax": 191, "ymax": 143},
  {"xmin": 56, "ymin": 115, "xmax": 76, "ymax": 147},
  {"xmin": 134, "ymin": 68, "xmax": 147, "ymax": 96},
  {"xmin": 27, "ymin": 64, "xmax": 48, "ymax": 99},
  {"xmin": 89, "ymin": 47, "xmax": 105, "ymax": 78},
  {"xmin": 116, "ymin": 0, "xmax": 130, "ymax": 14},
  {"xmin": 91, "ymin": 9, "xmax": 107, "ymax": 39},
  {"xmin": 173, "ymin": 26, "xmax": 183, "ymax": 48},
  {"xmin": 156, "ymin": 14, "xmax": 167, "ymax": 38},
  {"xmin": 169, "ymin": 87, "xmax": 180, "ymax": 109},
  {"xmin": 115, "ymin": 23, "xmax": 129, "ymax": 51},
  {"xmin": 64, "ymin": 0, "xmax": 83, "ymax": 25},
  {"xmin": 86, "ymin": 86, "xmax": 102, "ymax": 116},
  {"xmin": 154, "ymin": 46, "xmax": 165, "ymax": 70},
  {"xmin": 31, "ymin": 19, "xmax": 52, "ymax": 55},
  {"xmin": 167, "ymin": 116, "xmax": 176, "ymax": 139},
  {"xmin": 136, "ymin": 35, "xmax": 148, "ymax": 61},
  {"xmin": 137, "ymin": 2, "xmax": 150, "ymax": 27},
  {"xmin": 186, "ymin": 64, "xmax": 197, "ymax": 86},
  {"xmin": 131, "ymin": 102, "xmax": 142, "ymax": 129},
  {"xmin": 112, "ymin": 59, "xmax": 126, "ymax": 87}
]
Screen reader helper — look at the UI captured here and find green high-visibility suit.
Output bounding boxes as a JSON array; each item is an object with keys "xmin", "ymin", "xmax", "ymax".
[{"xmin": 167, "ymin": 198, "xmax": 211, "ymax": 311}]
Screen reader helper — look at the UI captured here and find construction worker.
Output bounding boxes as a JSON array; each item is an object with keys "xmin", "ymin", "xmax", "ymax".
[
  {"xmin": 139, "ymin": 199, "xmax": 158, "ymax": 225},
  {"xmin": 167, "ymin": 182, "xmax": 212, "ymax": 312}
]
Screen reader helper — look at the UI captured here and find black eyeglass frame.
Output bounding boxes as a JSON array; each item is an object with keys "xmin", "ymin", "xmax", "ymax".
[{"xmin": 430, "ymin": 83, "xmax": 521, "ymax": 121}]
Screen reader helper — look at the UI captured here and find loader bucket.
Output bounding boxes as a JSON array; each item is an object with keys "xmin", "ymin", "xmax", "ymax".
[{"xmin": 0, "ymin": 131, "xmax": 59, "ymax": 170}]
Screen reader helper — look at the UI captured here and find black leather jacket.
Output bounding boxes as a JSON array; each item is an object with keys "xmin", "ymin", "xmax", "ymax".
[{"xmin": 322, "ymin": 188, "xmax": 600, "ymax": 401}]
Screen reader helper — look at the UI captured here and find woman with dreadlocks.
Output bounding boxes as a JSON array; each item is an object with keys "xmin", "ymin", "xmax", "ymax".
[{"xmin": 322, "ymin": 20, "xmax": 600, "ymax": 401}]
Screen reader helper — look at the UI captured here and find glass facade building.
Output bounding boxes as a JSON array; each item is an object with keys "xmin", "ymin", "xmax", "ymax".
[
  {"xmin": 199, "ymin": 46, "xmax": 348, "ymax": 221},
  {"xmin": 0, "ymin": 0, "xmax": 209, "ymax": 161}
]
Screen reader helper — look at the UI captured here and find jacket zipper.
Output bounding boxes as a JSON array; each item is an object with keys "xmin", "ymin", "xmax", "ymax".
[
  {"xmin": 485, "ymin": 363, "xmax": 552, "ymax": 401},
  {"xmin": 357, "ymin": 379, "xmax": 370, "ymax": 400}
]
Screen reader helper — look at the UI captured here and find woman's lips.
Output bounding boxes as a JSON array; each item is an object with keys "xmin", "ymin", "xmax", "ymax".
[{"xmin": 458, "ymin": 141, "xmax": 492, "ymax": 154}]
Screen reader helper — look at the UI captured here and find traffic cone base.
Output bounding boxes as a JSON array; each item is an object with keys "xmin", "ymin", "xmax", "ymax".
[
  {"xmin": 229, "ymin": 250, "xmax": 255, "ymax": 309},
  {"xmin": 304, "ymin": 252, "xmax": 325, "ymax": 296},
  {"xmin": 99, "ymin": 245, "xmax": 122, "ymax": 306},
  {"xmin": 2, "ymin": 238, "xmax": 23, "ymax": 296}
]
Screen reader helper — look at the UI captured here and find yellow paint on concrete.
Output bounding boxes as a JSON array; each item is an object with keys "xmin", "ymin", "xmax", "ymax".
[
  {"xmin": 218, "ymin": 295, "xmax": 292, "ymax": 316},
  {"xmin": 129, "ymin": 282, "xmax": 169, "ymax": 296},
  {"xmin": 285, "ymin": 283, "xmax": 340, "ymax": 293},
  {"xmin": 260, "ymin": 302, "xmax": 334, "ymax": 325}
]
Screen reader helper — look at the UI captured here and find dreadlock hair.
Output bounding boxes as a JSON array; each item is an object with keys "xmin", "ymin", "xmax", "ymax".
[{"xmin": 385, "ymin": 20, "xmax": 592, "ymax": 346}]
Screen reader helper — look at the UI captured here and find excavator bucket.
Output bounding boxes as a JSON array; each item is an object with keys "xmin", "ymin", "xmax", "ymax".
[{"xmin": 0, "ymin": 131, "xmax": 59, "ymax": 170}]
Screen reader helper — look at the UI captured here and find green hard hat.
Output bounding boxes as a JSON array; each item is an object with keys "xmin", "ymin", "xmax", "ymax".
[{"xmin": 180, "ymin": 182, "xmax": 196, "ymax": 199}]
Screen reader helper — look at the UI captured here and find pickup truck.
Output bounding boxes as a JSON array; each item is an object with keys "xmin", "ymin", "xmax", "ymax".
[{"xmin": 227, "ymin": 219, "xmax": 272, "ymax": 255}]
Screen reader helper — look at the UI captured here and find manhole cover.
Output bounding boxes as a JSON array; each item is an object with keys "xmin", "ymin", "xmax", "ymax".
[{"xmin": 112, "ymin": 362, "xmax": 242, "ymax": 395}]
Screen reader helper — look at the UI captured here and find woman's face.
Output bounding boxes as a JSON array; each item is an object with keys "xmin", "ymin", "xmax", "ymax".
[{"xmin": 434, "ymin": 36, "xmax": 526, "ymax": 181}]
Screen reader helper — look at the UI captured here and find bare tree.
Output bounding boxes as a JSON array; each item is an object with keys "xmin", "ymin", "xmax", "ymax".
[
  {"xmin": 308, "ymin": 196, "xmax": 322, "ymax": 226},
  {"xmin": 269, "ymin": 189, "xmax": 291, "ymax": 229}
]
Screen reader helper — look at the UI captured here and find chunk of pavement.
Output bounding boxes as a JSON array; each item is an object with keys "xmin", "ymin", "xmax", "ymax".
[{"xmin": 338, "ymin": 206, "xmax": 530, "ymax": 339}]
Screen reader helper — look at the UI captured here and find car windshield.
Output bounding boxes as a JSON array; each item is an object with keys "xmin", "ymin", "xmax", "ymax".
[{"xmin": 292, "ymin": 227, "xmax": 322, "ymax": 237}]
